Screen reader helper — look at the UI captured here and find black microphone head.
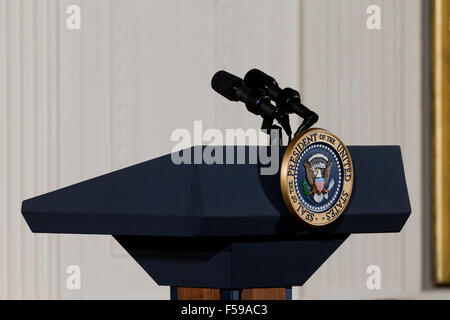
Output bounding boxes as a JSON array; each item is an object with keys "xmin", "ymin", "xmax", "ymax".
[
  {"xmin": 211, "ymin": 70, "xmax": 243, "ymax": 101},
  {"xmin": 244, "ymin": 69, "xmax": 278, "ymax": 90}
]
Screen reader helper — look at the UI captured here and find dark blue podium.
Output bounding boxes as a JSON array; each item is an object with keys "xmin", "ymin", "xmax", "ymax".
[{"xmin": 21, "ymin": 146, "xmax": 410, "ymax": 300}]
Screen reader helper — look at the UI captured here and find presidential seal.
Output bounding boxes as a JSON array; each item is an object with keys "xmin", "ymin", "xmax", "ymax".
[{"xmin": 280, "ymin": 128, "xmax": 354, "ymax": 227}]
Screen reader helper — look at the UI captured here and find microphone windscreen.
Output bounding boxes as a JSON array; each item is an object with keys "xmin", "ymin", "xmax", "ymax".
[
  {"xmin": 211, "ymin": 70, "xmax": 242, "ymax": 101},
  {"xmin": 244, "ymin": 69, "xmax": 277, "ymax": 89}
]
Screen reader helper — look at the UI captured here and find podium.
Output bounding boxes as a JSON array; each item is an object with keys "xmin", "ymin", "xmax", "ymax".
[{"xmin": 22, "ymin": 146, "xmax": 410, "ymax": 300}]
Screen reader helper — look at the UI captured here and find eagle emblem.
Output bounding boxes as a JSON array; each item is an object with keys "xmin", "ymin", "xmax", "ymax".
[
  {"xmin": 302, "ymin": 153, "xmax": 335, "ymax": 203},
  {"xmin": 304, "ymin": 159, "xmax": 332, "ymax": 195}
]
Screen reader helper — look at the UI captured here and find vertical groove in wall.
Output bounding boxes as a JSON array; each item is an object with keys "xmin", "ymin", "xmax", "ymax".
[
  {"xmin": 19, "ymin": 0, "xmax": 25, "ymax": 299},
  {"xmin": 368, "ymin": 0, "xmax": 376, "ymax": 282},
  {"xmin": 48, "ymin": 0, "xmax": 59, "ymax": 299},
  {"xmin": 348, "ymin": 0, "xmax": 360, "ymax": 292},
  {"xmin": 4, "ymin": 0, "xmax": 12, "ymax": 299},
  {"xmin": 111, "ymin": 0, "xmax": 130, "ymax": 171},
  {"xmin": 399, "ymin": 0, "xmax": 406, "ymax": 155},
  {"xmin": 22, "ymin": 0, "xmax": 40, "ymax": 299},
  {"xmin": 32, "ymin": 0, "xmax": 38, "ymax": 299},
  {"xmin": 0, "ymin": 0, "xmax": 3, "ymax": 296},
  {"xmin": 214, "ymin": 0, "xmax": 233, "ymax": 131},
  {"xmin": 381, "ymin": 0, "xmax": 386, "ymax": 145},
  {"xmin": 398, "ymin": 0, "xmax": 406, "ymax": 293},
  {"xmin": 339, "ymin": 0, "xmax": 351, "ymax": 291},
  {"xmin": 361, "ymin": 0, "xmax": 371, "ymax": 293},
  {"xmin": 40, "ymin": 0, "xmax": 51, "ymax": 299},
  {"xmin": 296, "ymin": 0, "xmax": 304, "ymax": 299},
  {"xmin": 0, "ymin": 0, "xmax": 9, "ymax": 299},
  {"xmin": 54, "ymin": 0, "xmax": 61, "ymax": 300},
  {"xmin": 354, "ymin": 0, "xmax": 363, "ymax": 288},
  {"xmin": 35, "ymin": 0, "xmax": 43, "ymax": 299},
  {"xmin": 80, "ymin": 0, "xmax": 86, "ymax": 300},
  {"xmin": 328, "ymin": 0, "xmax": 338, "ymax": 291},
  {"xmin": 324, "ymin": 0, "xmax": 330, "ymax": 129},
  {"xmin": 397, "ymin": 0, "xmax": 404, "ymax": 293},
  {"xmin": 42, "ymin": 0, "xmax": 50, "ymax": 299},
  {"xmin": 46, "ymin": 0, "xmax": 52, "ymax": 299},
  {"xmin": 45, "ymin": 0, "xmax": 52, "ymax": 299},
  {"xmin": 8, "ymin": 0, "xmax": 23, "ymax": 299},
  {"xmin": 213, "ymin": 0, "xmax": 218, "ymax": 129},
  {"xmin": 334, "ymin": 0, "xmax": 345, "ymax": 291},
  {"xmin": 263, "ymin": 0, "xmax": 271, "ymax": 69},
  {"xmin": 380, "ymin": 0, "xmax": 387, "ymax": 290},
  {"xmin": 110, "ymin": 0, "xmax": 130, "ymax": 257},
  {"xmin": 382, "ymin": 0, "xmax": 401, "ymax": 292}
]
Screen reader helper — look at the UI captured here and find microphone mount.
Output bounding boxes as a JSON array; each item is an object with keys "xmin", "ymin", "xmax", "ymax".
[
  {"xmin": 244, "ymin": 69, "xmax": 319, "ymax": 137},
  {"xmin": 211, "ymin": 71, "xmax": 292, "ymax": 139}
]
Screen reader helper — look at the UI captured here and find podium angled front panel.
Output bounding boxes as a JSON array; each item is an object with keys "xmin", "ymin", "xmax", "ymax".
[{"xmin": 22, "ymin": 146, "xmax": 410, "ymax": 237}]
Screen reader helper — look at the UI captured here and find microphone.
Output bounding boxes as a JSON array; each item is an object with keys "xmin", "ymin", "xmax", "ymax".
[
  {"xmin": 211, "ymin": 70, "xmax": 292, "ymax": 137},
  {"xmin": 244, "ymin": 69, "xmax": 319, "ymax": 136}
]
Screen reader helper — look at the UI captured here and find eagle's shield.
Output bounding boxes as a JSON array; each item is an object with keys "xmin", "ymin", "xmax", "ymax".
[{"xmin": 315, "ymin": 177, "xmax": 325, "ymax": 192}]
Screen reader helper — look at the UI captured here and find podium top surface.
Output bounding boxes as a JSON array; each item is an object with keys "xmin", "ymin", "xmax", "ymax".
[{"xmin": 22, "ymin": 146, "xmax": 411, "ymax": 237}]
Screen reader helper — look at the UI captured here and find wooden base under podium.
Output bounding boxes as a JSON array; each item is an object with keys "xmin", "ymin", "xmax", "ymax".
[{"xmin": 171, "ymin": 287, "xmax": 291, "ymax": 300}]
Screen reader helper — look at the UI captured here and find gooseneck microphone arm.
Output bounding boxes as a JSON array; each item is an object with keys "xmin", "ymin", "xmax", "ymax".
[
  {"xmin": 211, "ymin": 70, "xmax": 292, "ymax": 138},
  {"xmin": 244, "ymin": 69, "xmax": 319, "ymax": 137}
]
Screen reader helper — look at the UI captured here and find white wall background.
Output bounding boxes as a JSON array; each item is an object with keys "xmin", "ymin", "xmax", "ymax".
[{"xmin": 0, "ymin": 0, "xmax": 439, "ymax": 299}]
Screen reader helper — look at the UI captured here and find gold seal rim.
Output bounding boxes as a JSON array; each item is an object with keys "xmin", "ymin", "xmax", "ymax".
[{"xmin": 280, "ymin": 128, "xmax": 354, "ymax": 227}]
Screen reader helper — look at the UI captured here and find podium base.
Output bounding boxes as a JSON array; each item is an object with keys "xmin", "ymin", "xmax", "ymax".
[{"xmin": 170, "ymin": 287, "xmax": 292, "ymax": 300}]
